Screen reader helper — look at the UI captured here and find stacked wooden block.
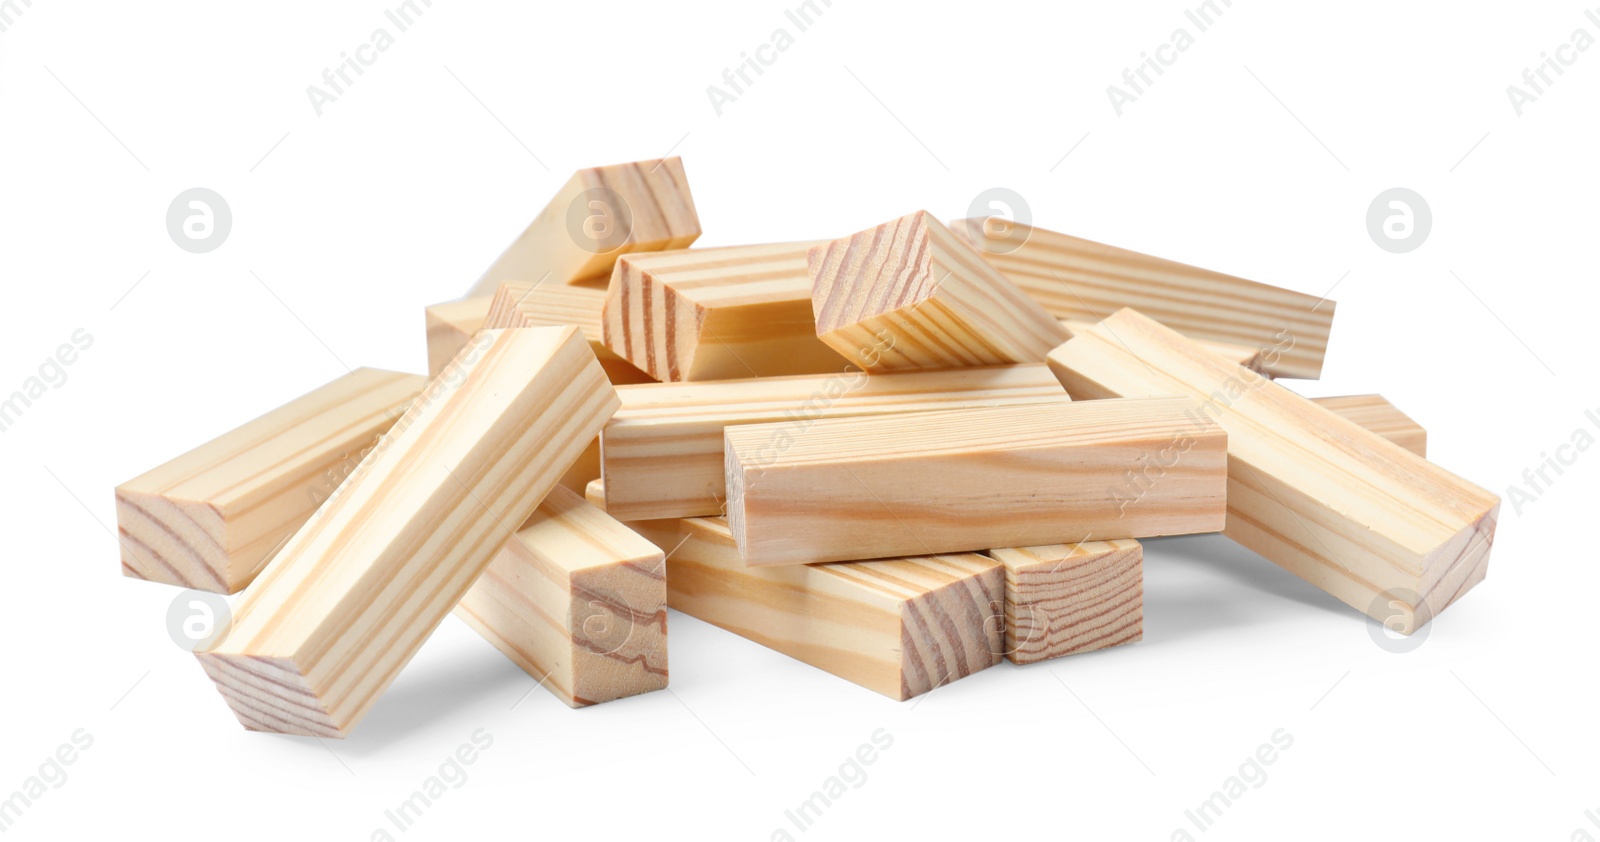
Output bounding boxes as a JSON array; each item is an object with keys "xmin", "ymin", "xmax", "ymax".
[{"xmin": 115, "ymin": 156, "xmax": 1498, "ymax": 738}]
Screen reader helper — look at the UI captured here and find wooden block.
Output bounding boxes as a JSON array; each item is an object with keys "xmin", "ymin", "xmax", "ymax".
[
  {"xmin": 986, "ymin": 540, "xmax": 1142, "ymax": 665},
  {"xmin": 658, "ymin": 517, "xmax": 1003, "ymax": 701},
  {"xmin": 425, "ymin": 296, "xmax": 493, "ymax": 379},
  {"xmin": 1047, "ymin": 308, "xmax": 1498, "ymax": 633},
  {"xmin": 196, "ymin": 327, "xmax": 621, "ymax": 737},
  {"xmin": 454, "ymin": 486, "xmax": 667, "ymax": 708},
  {"xmin": 809, "ymin": 211, "xmax": 1070, "ymax": 371},
  {"xmin": 1311, "ymin": 394, "xmax": 1426, "ymax": 457},
  {"xmin": 949, "ymin": 218, "xmax": 1333, "ymax": 379},
  {"xmin": 466, "ymin": 157, "xmax": 700, "ymax": 297},
  {"xmin": 1062, "ymin": 319, "xmax": 1264, "ymax": 374},
  {"xmin": 601, "ymin": 242, "xmax": 850, "ymax": 381},
  {"xmin": 601, "ymin": 364, "xmax": 1072, "ymax": 521},
  {"xmin": 724, "ymin": 398, "xmax": 1228, "ymax": 566},
  {"xmin": 116, "ymin": 368, "xmax": 425, "ymax": 594},
  {"xmin": 486, "ymin": 281, "xmax": 654, "ymax": 385}
]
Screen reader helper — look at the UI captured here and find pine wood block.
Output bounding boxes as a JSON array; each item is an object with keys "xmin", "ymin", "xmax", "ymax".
[
  {"xmin": 425, "ymin": 296, "xmax": 493, "ymax": 379},
  {"xmin": 1311, "ymin": 394, "xmax": 1426, "ymax": 457},
  {"xmin": 656, "ymin": 517, "xmax": 1004, "ymax": 701},
  {"xmin": 454, "ymin": 486, "xmax": 667, "ymax": 708},
  {"xmin": 466, "ymin": 157, "xmax": 701, "ymax": 297},
  {"xmin": 724, "ymin": 398, "xmax": 1228, "ymax": 566},
  {"xmin": 116, "ymin": 368, "xmax": 425, "ymax": 594},
  {"xmin": 949, "ymin": 218, "xmax": 1333, "ymax": 379},
  {"xmin": 1047, "ymin": 308, "xmax": 1498, "ymax": 633},
  {"xmin": 601, "ymin": 364, "xmax": 1071, "ymax": 521},
  {"xmin": 195, "ymin": 327, "xmax": 621, "ymax": 737},
  {"xmin": 601, "ymin": 241, "xmax": 850, "ymax": 381},
  {"xmin": 987, "ymin": 540, "xmax": 1143, "ymax": 665},
  {"xmin": 1062, "ymin": 319, "xmax": 1264, "ymax": 373},
  {"xmin": 809, "ymin": 211, "xmax": 1069, "ymax": 371},
  {"xmin": 485, "ymin": 281, "xmax": 654, "ymax": 386}
]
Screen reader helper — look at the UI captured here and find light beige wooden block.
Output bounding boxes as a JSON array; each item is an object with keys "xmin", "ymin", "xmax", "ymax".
[
  {"xmin": 485, "ymin": 281, "xmax": 654, "ymax": 386},
  {"xmin": 725, "ymin": 398, "xmax": 1227, "ymax": 566},
  {"xmin": 1062, "ymin": 319, "xmax": 1264, "ymax": 374},
  {"xmin": 116, "ymin": 368, "xmax": 425, "ymax": 594},
  {"xmin": 809, "ymin": 211, "xmax": 1069, "ymax": 371},
  {"xmin": 950, "ymin": 218, "xmax": 1333, "ymax": 379},
  {"xmin": 987, "ymin": 541, "xmax": 1142, "ymax": 665},
  {"xmin": 653, "ymin": 517, "xmax": 1003, "ymax": 701},
  {"xmin": 1047, "ymin": 308, "xmax": 1498, "ymax": 633},
  {"xmin": 600, "ymin": 241, "xmax": 848, "ymax": 381},
  {"xmin": 196, "ymin": 327, "xmax": 621, "ymax": 737},
  {"xmin": 455, "ymin": 486, "xmax": 667, "ymax": 708},
  {"xmin": 601, "ymin": 364, "xmax": 1071, "ymax": 521},
  {"xmin": 425, "ymin": 296, "xmax": 493, "ymax": 379},
  {"xmin": 467, "ymin": 157, "xmax": 701, "ymax": 297},
  {"xmin": 1312, "ymin": 394, "xmax": 1426, "ymax": 457}
]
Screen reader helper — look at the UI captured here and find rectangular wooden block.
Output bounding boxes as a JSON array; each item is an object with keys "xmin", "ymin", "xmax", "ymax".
[
  {"xmin": 116, "ymin": 368, "xmax": 425, "ymax": 594},
  {"xmin": 486, "ymin": 281, "xmax": 654, "ymax": 385},
  {"xmin": 949, "ymin": 218, "xmax": 1334, "ymax": 379},
  {"xmin": 652, "ymin": 517, "xmax": 1003, "ymax": 701},
  {"xmin": 601, "ymin": 242, "xmax": 849, "ymax": 381},
  {"xmin": 601, "ymin": 364, "xmax": 1072, "ymax": 521},
  {"xmin": 195, "ymin": 327, "xmax": 621, "ymax": 737},
  {"xmin": 425, "ymin": 296, "xmax": 493, "ymax": 379},
  {"xmin": 1311, "ymin": 394, "xmax": 1426, "ymax": 457},
  {"xmin": 467, "ymin": 157, "xmax": 701, "ymax": 297},
  {"xmin": 1062, "ymin": 319, "xmax": 1264, "ymax": 373},
  {"xmin": 987, "ymin": 540, "xmax": 1143, "ymax": 665},
  {"xmin": 809, "ymin": 211, "xmax": 1069, "ymax": 370},
  {"xmin": 1047, "ymin": 308, "xmax": 1498, "ymax": 632},
  {"xmin": 454, "ymin": 486, "xmax": 667, "ymax": 708},
  {"xmin": 725, "ymin": 398, "xmax": 1228, "ymax": 565}
]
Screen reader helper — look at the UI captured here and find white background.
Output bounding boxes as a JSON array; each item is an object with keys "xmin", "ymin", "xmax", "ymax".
[{"xmin": 1, "ymin": 1, "xmax": 1595, "ymax": 839}]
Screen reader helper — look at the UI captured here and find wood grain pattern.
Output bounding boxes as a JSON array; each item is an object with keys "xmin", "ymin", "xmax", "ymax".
[
  {"xmin": 1062, "ymin": 319, "xmax": 1264, "ymax": 373},
  {"xmin": 601, "ymin": 364, "xmax": 1071, "ymax": 521},
  {"xmin": 635, "ymin": 517, "xmax": 1003, "ymax": 701},
  {"xmin": 1047, "ymin": 308, "xmax": 1498, "ymax": 633},
  {"xmin": 467, "ymin": 157, "xmax": 700, "ymax": 297},
  {"xmin": 949, "ymin": 217, "xmax": 1333, "ymax": 379},
  {"xmin": 195, "ymin": 327, "xmax": 621, "ymax": 737},
  {"xmin": 425, "ymin": 296, "xmax": 492, "ymax": 379},
  {"xmin": 454, "ymin": 486, "xmax": 667, "ymax": 708},
  {"xmin": 809, "ymin": 211, "xmax": 1070, "ymax": 370},
  {"xmin": 485, "ymin": 281, "xmax": 655, "ymax": 386},
  {"xmin": 601, "ymin": 241, "xmax": 849, "ymax": 381},
  {"xmin": 724, "ymin": 398, "xmax": 1227, "ymax": 565},
  {"xmin": 1311, "ymin": 394, "xmax": 1426, "ymax": 457},
  {"xmin": 116, "ymin": 368, "xmax": 425, "ymax": 594},
  {"xmin": 986, "ymin": 540, "xmax": 1142, "ymax": 665}
]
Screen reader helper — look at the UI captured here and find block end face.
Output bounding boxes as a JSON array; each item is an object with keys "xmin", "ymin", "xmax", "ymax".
[
  {"xmin": 115, "ymin": 488, "xmax": 236, "ymax": 593},
  {"xmin": 196, "ymin": 652, "xmax": 345, "ymax": 738},
  {"xmin": 810, "ymin": 211, "xmax": 940, "ymax": 336}
]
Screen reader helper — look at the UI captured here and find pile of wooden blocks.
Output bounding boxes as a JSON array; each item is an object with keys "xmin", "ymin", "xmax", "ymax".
[{"xmin": 116, "ymin": 157, "xmax": 1500, "ymax": 738}]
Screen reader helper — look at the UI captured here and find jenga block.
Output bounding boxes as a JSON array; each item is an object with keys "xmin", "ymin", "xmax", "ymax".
[
  {"xmin": 467, "ymin": 157, "xmax": 701, "ymax": 296},
  {"xmin": 196, "ymin": 327, "xmax": 620, "ymax": 737},
  {"xmin": 1062, "ymin": 319, "xmax": 1264, "ymax": 373},
  {"xmin": 808, "ymin": 211, "xmax": 1069, "ymax": 371},
  {"xmin": 601, "ymin": 364, "xmax": 1071, "ymax": 521},
  {"xmin": 455, "ymin": 486, "xmax": 667, "ymax": 707},
  {"xmin": 116, "ymin": 368, "xmax": 424, "ymax": 593},
  {"xmin": 949, "ymin": 218, "xmax": 1333, "ymax": 379},
  {"xmin": 485, "ymin": 282, "xmax": 654, "ymax": 385},
  {"xmin": 425, "ymin": 296, "xmax": 493, "ymax": 379},
  {"xmin": 650, "ymin": 517, "xmax": 1003, "ymax": 701},
  {"xmin": 724, "ymin": 398, "xmax": 1228, "ymax": 566},
  {"xmin": 1047, "ymin": 308, "xmax": 1499, "ymax": 633},
  {"xmin": 986, "ymin": 540, "xmax": 1143, "ymax": 665},
  {"xmin": 1311, "ymin": 394, "xmax": 1426, "ymax": 457}
]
